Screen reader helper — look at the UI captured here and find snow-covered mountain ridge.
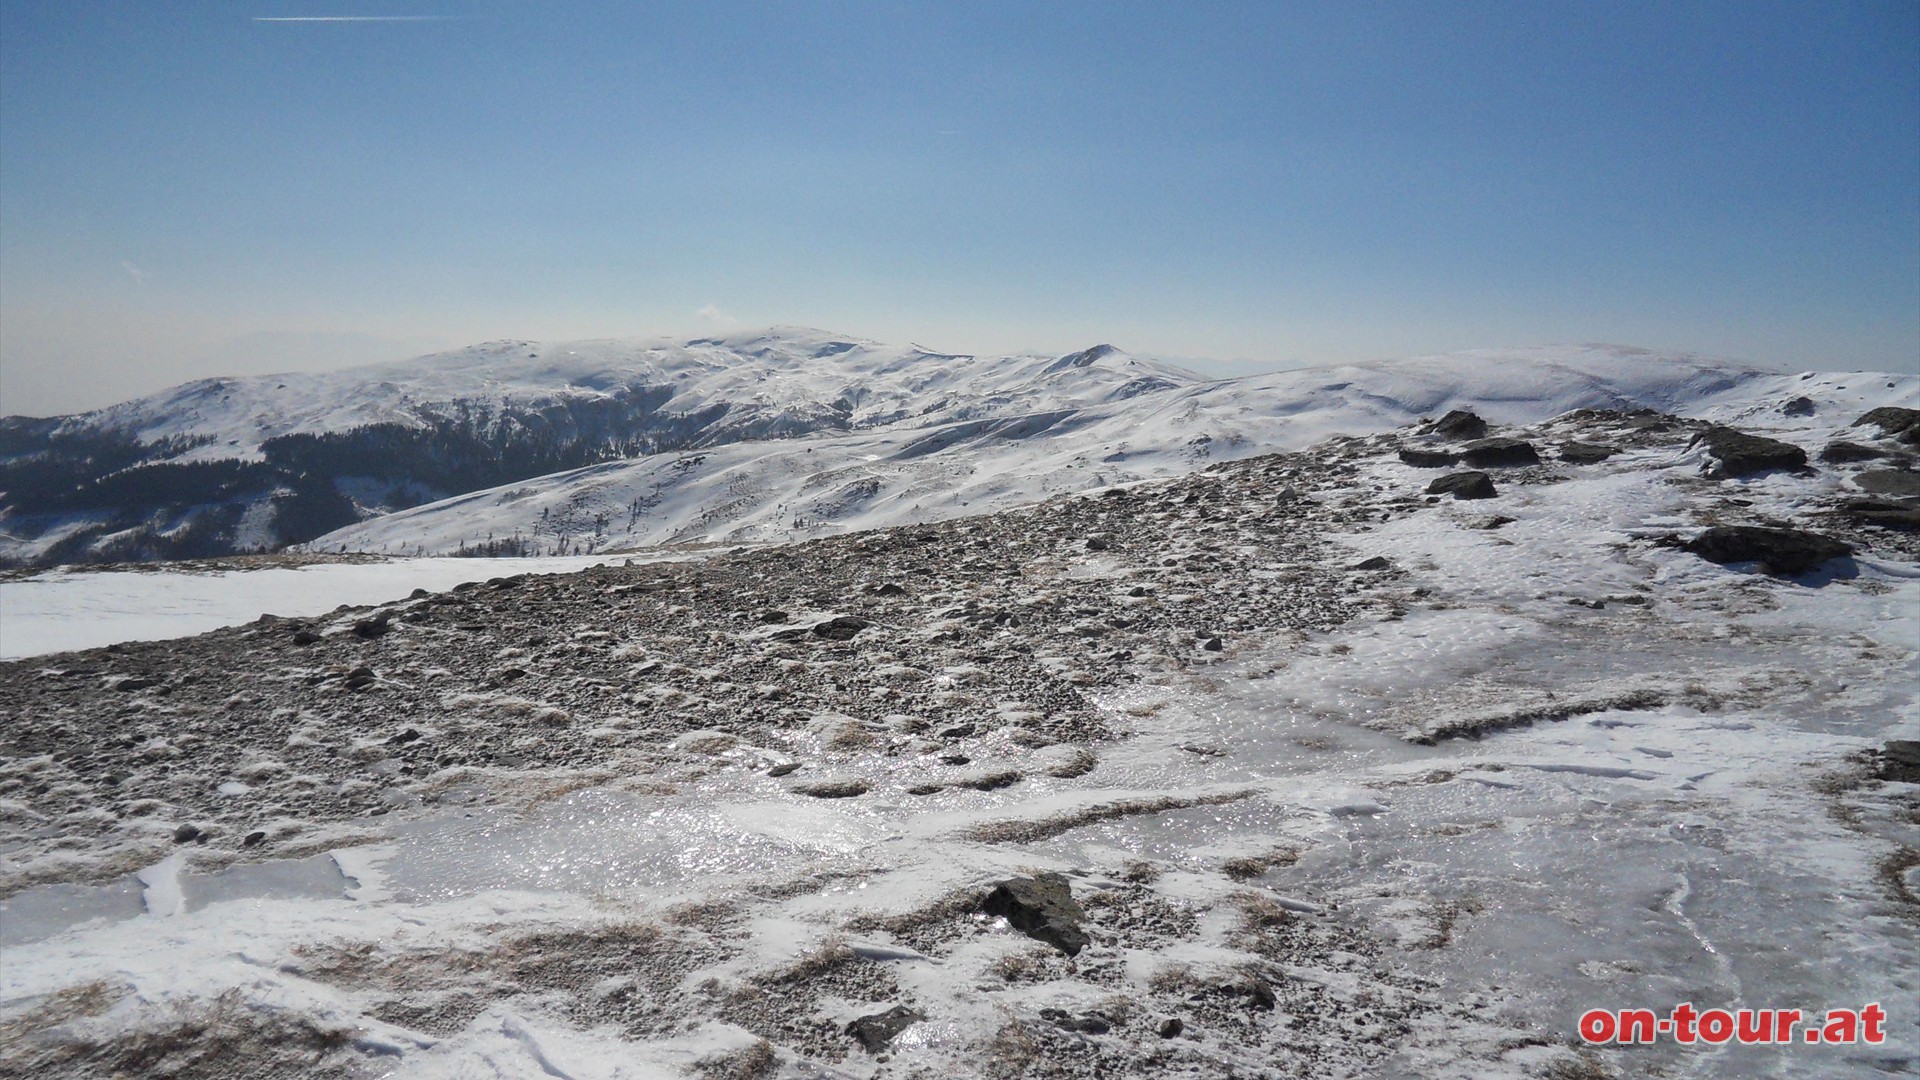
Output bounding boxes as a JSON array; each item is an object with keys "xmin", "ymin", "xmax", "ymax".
[
  {"xmin": 4, "ymin": 328, "xmax": 1913, "ymax": 567},
  {"xmin": 310, "ymin": 342, "xmax": 1919, "ymax": 557},
  {"xmin": 0, "ymin": 329, "xmax": 1195, "ymax": 566}
]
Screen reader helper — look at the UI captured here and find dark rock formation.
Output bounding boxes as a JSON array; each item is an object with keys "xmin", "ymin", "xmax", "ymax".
[
  {"xmin": 1853, "ymin": 470, "xmax": 1920, "ymax": 499},
  {"xmin": 1426, "ymin": 472, "xmax": 1497, "ymax": 500},
  {"xmin": 1680, "ymin": 525, "xmax": 1852, "ymax": 575},
  {"xmin": 1397, "ymin": 448, "xmax": 1458, "ymax": 468},
  {"xmin": 980, "ymin": 872, "xmax": 1089, "ymax": 956},
  {"xmin": 846, "ymin": 1005, "xmax": 925, "ymax": 1052},
  {"xmin": 1820, "ymin": 441, "xmax": 1886, "ymax": 464},
  {"xmin": 1559, "ymin": 442, "xmax": 1619, "ymax": 464},
  {"xmin": 1695, "ymin": 427, "xmax": 1807, "ymax": 477},
  {"xmin": 1429, "ymin": 410, "xmax": 1488, "ymax": 440},
  {"xmin": 1459, "ymin": 438, "xmax": 1541, "ymax": 468}
]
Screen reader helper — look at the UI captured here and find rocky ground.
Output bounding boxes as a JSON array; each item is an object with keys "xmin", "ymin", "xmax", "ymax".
[{"xmin": 2, "ymin": 404, "xmax": 1916, "ymax": 1079}]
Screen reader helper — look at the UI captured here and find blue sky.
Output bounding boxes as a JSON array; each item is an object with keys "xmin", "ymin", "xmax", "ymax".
[{"xmin": 2, "ymin": 1, "xmax": 1916, "ymax": 414}]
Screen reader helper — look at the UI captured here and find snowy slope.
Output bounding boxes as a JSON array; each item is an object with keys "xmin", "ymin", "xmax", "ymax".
[
  {"xmin": 311, "ymin": 344, "xmax": 1919, "ymax": 557},
  {"xmin": 38, "ymin": 328, "xmax": 1198, "ymax": 463},
  {"xmin": 0, "ymin": 329, "xmax": 1200, "ymax": 567}
]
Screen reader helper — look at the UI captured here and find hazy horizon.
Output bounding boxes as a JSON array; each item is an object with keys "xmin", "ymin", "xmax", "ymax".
[{"xmin": 4, "ymin": 2, "xmax": 1916, "ymax": 416}]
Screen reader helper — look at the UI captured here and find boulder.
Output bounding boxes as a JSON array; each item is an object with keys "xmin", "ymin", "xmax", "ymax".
[
  {"xmin": 1397, "ymin": 448, "xmax": 1459, "ymax": 468},
  {"xmin": 1680, "ymin": 526, "xmax": 1852, "ymax": 575},
  {"xmin": 1695, "ymin": 427, "xmax": 1807, "ymax": 477},
  {"xmin": 1559, "ymin": 442, "xmax": 1619, "ymax": 464},
  {"xmin": 1820, "ymin": 441, "xmax": 1885, "ymax": 464},
  {"xmin": 980, "ymin": 872, "xmax": 1089, "ymax": 956},
  {"xmin": 811, "ymin": 616, "xmax": 870, "ymax": 641},
  {"xmin": 1430, "ymin": 409, "xmax": 1488, "ymax": 440},
  {"xmin": 1780, "ymin": 396, "xmax": 1816, "ymax": 417},
  {"xmin": 846, "ymin": 1005, "xmax": 925, "ymax": 1053},
  {"xmin": 1853, "ymin": 469, "xmax": 1920, "ymax": 499},
  {"xmin": 1426, "ymin": 471, "xmax": 1497, "ymax": 500},
  {"xmin": 1853, "ymin": 406, "xmax": 1920, "ymax": 438},
  {"xmin": 1838, "ymin": 498, "xmax": 1920, "ymax": 531},
  {"xmin": 1879, "ymin": 740, "xmax": 1920, "ymax": 783},
  {"xmin": 1459, "ymin": 438, "xmax": 1541, "ymax": 467}
]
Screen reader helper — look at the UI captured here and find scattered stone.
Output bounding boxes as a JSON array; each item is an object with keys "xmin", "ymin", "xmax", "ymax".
[
  {"xmin": 1350, "ymin": 556, "xmax": 1392, "ymax": 571},
  {"xmin": 980, "ymin": 872, "xmax": 1089, "ymax": 956},
  {"xmin": 172, "ymin": 823, "xmax": 202, "ymax": 844},
  {"xmin": 846, "ymin": 1005, "xmax": 925, "ymax": 1053},
  {"xmin": 790, "ymin": 778, "xmax": 870, "ymax": 799},
  {"xmin": 1880, "ymin": 740, "xmax": 1920, "ymax": 783},
  {"xmin": 1426, "ymin": 472, "xmax": 1497, "ymax": 500},
  {"xmin": 1430, "ymin": 410, "xmax": 1487, "ymax": 440},
  {"xmin": 811, "ymin": 616, "xmax": 870, "ymax": 641},
  {"xmin": 1780, "ymin": 396, "xmax": 1816, "ymax": 417},
  {"xmin": 1085, "ymin": 537, "xmax": 1111, "ymax": 552},
  {"xmin": 290, "ymin": 628, "xmax": 322, "ymax": 646},
  {"xmin": 1158, "ymin": 1017, "xmax": 1185, "ymax": 1038},
  {"xmin": 1854, "ymin": 470, "xmax": 1920, "ymax": 498},
  {"xmin": 1854, "ymin": 406, "xmax": 1920, "ymax": 439},
  {"xmin": 351, "ymin": 612, "xmax": 392, "ymax": 639},
  {"xmin": 1695, "ymin": 426, "xmax": 1807, "ymax": 477},
  {"xmin": 1680, "ymin": 525, "xmax": 1853, "ymax": 575},
  {"xmin": 1397, "ymin": 448, "xmax": 1458, "ymax": 468},
  {"xmin": 1458, "ymin": 438, "xmax": 1540, "ymax": 467},
  {"xmin": 1473, "ymin": 515, "xmax": 1516, "ymax": 530},
  {"xmin": 108, "ymin": 676, "xmax": 160, "ymax": 693},
  {"xmin": 1201, "ymin": 636, "xmax": 1224, "ymax": 652},
  {"xmin": 766, "ymin": 762, "xmax": 801, "ymax": 777},
  {"xmin": 1821, "ymin": 441, "xmax": 1886, "ymax": 464},
  {"xmin": 872, "ymin": 582, "xmax": 908, "ymax": 596},
  {"xmin": 1837, "ymin": 498, "xmax": 1920, "ymax": 531},
  {"xmin": 387, "ymin": 727, "xmax": 422, "ymax": 745},
  {"xmin": 757, "ymin": 609, "xmax": 790, "ymax": 623},
  {"xmin": 1559, "ymin": 442, "xmax": 1618, "ymax": 464},
  {"xmin": 242, "ymin": 830, "xmax": 267, "ymax": 847}
]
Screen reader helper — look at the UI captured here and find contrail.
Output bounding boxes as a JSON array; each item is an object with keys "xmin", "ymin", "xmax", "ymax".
[{"xmin": 252, "ymin": 15, "xmax": 455, "ymax": 22}]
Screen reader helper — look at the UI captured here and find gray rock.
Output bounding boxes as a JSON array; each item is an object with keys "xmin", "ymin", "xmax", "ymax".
[
  {"xmin": 1838, "ymin": 498, "xmax": 1920, "ymax": 531},
  {"xmin": 1780, "ymin": 396, "xmax": 1816, "ymax": 417},
  {"xmin": 1695, "ymin": 427, "xmax": 1808, "ymax": 477},
  {"xmin": 811, "ymin": 616, "xmax": 870, "ymax": 641},
  {"xmin": 1880, "ymin": 740, "xmax": 1920, "ymax": 783},
  {"xmin": 980, "ymin": 872, "xmax": 1089, "ymax": 956},
  {"xmin": 1397, "ymin": 448, "xmax": 1459, "ymax": 468},
  {"xmin": 846, "ymin": 1005, "xmax": 925, "ymax": 1053},
  {"xmin": 1820, "ymin": 441, "xmax": 1885, "ymax": 464},
  {"xmin": 1430, "ymin": 410, "xmax": 1487, "ymax": 440},
  {"xmin": 790, "ymin": 777, "xmax": 870, "ymax": 798},
  {"xmin": 1426, "ymin": 471, "xmax": 1497, "ymax": 500},
  {"xmin": 1680, "ymin": 525, "xmax": 1852, "ymax": 575},
  {"xmin": 1559, "ymin": 442, "xmax": 1619, "ymax": 464},
  {"xmin": 1459, "ymin": 438, "xmax": 1541, "ymax": 467},
  {"xmin": 1854, "ymin": 406, "xmax": 1920, "ymax": 439},
  {"xmin": 1854, "ymin": 469, "xmax": 1920, "ymax": 498}
]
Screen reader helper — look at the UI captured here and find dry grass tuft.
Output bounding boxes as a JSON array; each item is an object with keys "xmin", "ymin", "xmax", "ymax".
[{"xmin": 965, "ymin": 790, "xmax": 1255, "ymax": 844}]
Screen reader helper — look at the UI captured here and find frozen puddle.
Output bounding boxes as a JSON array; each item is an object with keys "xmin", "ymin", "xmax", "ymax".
[
  {"xmin": 379, "ymin": 786, "xmax": 893, "ymax": 903},
  {"xmin": 0, "ymin": 851, "xmax": 359, "ymax": 947}
]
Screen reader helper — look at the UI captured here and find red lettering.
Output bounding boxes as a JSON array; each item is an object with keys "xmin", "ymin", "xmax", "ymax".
[
  {"xmin": 1737, "ymin": 1009, "xmax": 1772, "ymax": 1044},
  {"xmin": 1862, "ymin": 1003, "xmax": 1886, "ymax": 1044},
  {"xmin": 1578, "ymin": 1009, "xmax": 1616, "ymax": 1044},
  {"xmin": 1671, "ymin": 1002, "xmax": 1698, "ymax": 1044},
  {"xmin": 1774, "ymin": 1008, "xmax": 1802, "ymax": 1043},
  {"xmin": 1619, "ymin": 1008, "xmax": 1657, "ymax": 1044},
  {"xmin": 1698, "ymin": 1009, "xmax": 1735, "ymax": 1044},
  {"xmin": 1822, "ymin": 1009, "xmax": 1859, "ymax": 1045}
]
